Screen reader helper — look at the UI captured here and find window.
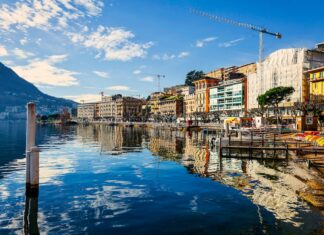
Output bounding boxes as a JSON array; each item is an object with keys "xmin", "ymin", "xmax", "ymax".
[{"xmin": 293, "ymin": 51, "xmax": 298, "ymax": 64}]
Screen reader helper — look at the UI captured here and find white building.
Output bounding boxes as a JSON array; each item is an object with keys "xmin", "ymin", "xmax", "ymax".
[
  {"xmin": 210, "ymin": 79, "xmax": 246, "ymax": 114},
  {"xmin": 98, "ymin": 96, "xmax": 117, "ymax": 120},
  {"xmin": 77, "ymin": 103, "xmax": 96, "ymax": 120},
  {"xmin": 248, "ymin": 47, "xmax": 324, "ymax": 110}
]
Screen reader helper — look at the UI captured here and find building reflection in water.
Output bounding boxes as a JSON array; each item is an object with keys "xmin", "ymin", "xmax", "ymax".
[
  {"xmin": 75, "ymin": 126, "xmax": 315, "ymax": 227},
  {"xmin": 147, "ymin": 129, "xmax": 314, "ymax": 227},
  {"xmin": 76, "ymin": 125, "xmax": 145, "ymax": 155},
  {"xmin": 24, "ymin": 196, "xmax": 39, "ymax": 235}
]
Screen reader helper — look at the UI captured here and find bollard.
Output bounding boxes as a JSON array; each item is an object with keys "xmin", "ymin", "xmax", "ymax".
[
  {"xmin": 225, "ymin": 123, "xmax": 229, "ymax": 138},
  {"xmin": 238, "ymin": 131, "xmax": 242, "ymax": 142},
  {"xmin": 26, "ymin": 102, "xmax": 36, "ymax": 191},
  {"xmin": 29, "ymin": 147, "xmax": 40, "ymax": 196},
  {"xmin": 218, "ymin": 137, "xmax": 222, "ymax": 158}
]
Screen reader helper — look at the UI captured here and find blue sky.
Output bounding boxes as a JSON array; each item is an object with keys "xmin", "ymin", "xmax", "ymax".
[{"xmin": 0, "ymin": 0, "xmax": 323, "ymax": 102}]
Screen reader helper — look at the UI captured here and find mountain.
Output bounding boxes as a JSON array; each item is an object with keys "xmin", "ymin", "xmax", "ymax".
[{"xmin": 0, "ymin": 62, "xmax": 77, "ymax": 118}]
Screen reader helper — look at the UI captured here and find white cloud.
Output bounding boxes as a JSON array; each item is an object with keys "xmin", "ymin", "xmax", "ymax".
[
  {"xmin": 133, "ymin": 69, "xmax": 142, "ymax": 75},
  {"xmin": 196, "ymin": 37, "xmax": 217, "ymax": 48},
  {"xmin": 153, "ymin": 53, "xmax": 176, "ymax": 61},
  {"xmin": 140, "ymin": 76, "xmax": 154, "ymax": 82},
  {"xmin": 0, "ymin": 0, "xmax": 104, "ymax": 31},
  {"xmin": 36, "ymin": 38, "xmax": 42, "ymax": 45},
  {"xmin": 19, "ymin": 37, "xmax": 28, "ymax": 45},
  {"xmin": 106, "ymin": 86, "xmax": 130, "ymax": 91},
  {"xmin": 12, "ymin": 48, "xmax": 34, "ymax": 59},
  {"xmin": 2, "ymin": 60, "xmax": 14, "ymax": 66},
  {"xmin": 218, "ymin": 38, "xmax": 244, "ymax": 48},
  {"xmin": 93, "ymin": 70, "xmax": 109, "ymax": 78},
  {"xmin": 68, "ymin": 26, "xmax": 154, "ymax": 61},
  {"xmin": 153, "ymin": 51, "xmax": 189, "ymax": 60},
  {"xmin": 47, "ymin": 54, "xmax": 68, "ymax": 63},
  {"xmin": 74, "ymin": 0, "xmax": 104, "ymax": 16},
  {"xmin": 133, "ymin": 69, "xmax": 141, "ymax": 75},
  {"xmin": 0, "ymin": 46, "xmax": 8, "ymax": 56},
  {"xmin": 178, "ymin": 51, "xmax": 189, "ymax": 58},
  {"xmin": 64, "ymin": 93, "xmax": 101, "ymax": 103},
  {"xmin": 13, "ymin": 54, "xmax": 78, "ymax": 87}
]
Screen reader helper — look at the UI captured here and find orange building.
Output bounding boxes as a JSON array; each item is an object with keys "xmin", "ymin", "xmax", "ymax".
[{"xmin": 193, "ymin": 78, "xmax": 219, "ymax": 113}]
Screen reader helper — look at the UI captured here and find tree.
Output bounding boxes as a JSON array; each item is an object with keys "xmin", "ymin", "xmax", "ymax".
[
  {"xmin": 257, "ymin": 86, "xmax": 295, "ymax": 128},
  {"xmin": 185, "ymin": 70, "xmax": 204, "ymax": 86}
]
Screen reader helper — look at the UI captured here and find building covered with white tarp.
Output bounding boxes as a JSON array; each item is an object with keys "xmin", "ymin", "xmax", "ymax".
[{"xmin": 247, "ymin": 46, "xmax": 324, "ymax": 110}]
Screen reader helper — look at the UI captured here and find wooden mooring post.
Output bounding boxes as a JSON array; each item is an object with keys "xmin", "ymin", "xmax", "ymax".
[
  {"xmin": 26, "ymin": 103, "xmax": 40, "ymax": 196},
  {"xmin": 218, "ymin": 137, "xmax": 222, "ymax": 158}
]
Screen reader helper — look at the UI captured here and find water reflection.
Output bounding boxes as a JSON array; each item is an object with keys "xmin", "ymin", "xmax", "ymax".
[
  {"xmin": 76, "ymin": 125, "xmax": 144, "ymax": 154},
  {"xmin": 0, "ymin": 124, "xmax": 322, "ymax": 234},
  {"xmin": 147, "ymin": 129, "xmax": 318, "ymax": 227},
  {"xmin": 24, "ymin": 196, "xmax": 40, "ymax": 235}
]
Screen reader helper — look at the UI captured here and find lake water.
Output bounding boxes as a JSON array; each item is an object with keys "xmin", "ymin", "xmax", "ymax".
[{"xmin": 0, "ymin": 121, "xmax": 323, "ymax": 234}]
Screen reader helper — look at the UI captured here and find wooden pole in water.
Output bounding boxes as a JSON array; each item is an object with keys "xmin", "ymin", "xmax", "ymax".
[
  {"xmin": 225, "ymin": 123, "xmax": 229, "ymax": 138},
  {"xmin": 273, "ymin": 134, "xmax": 276, "ymax": 157},
  {"xmin": 29, "ymin": 147, "xmax": 40, "ymax": 196},
  {"xmin": 240, "ymin": 131, "xmax": 242, "ymax": 145},
  {"xmin": 26, "ymin": 103, "xmax": 36, "ymax": 192},
  {"xmin": 262, "ymin": 133, "xmax": 264, "ymax": 147},
  {"xmin": 228, "ymin": 134, "xmax": 231, "ymax": 157},
  {"xmin": 218, "ymin": 137, "xmax": 222, "ymax": 158}
]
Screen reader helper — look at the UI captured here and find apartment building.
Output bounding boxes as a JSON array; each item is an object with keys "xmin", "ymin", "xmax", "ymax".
[
  {"xmin": 184, "ymin": 93, "xmax": 195, "ymax": 117},
  {"xmin": 248, "ymin": 46, "xmax": 324, "ymax": 109},
  {"xmin": 305, "ymin": 66, "xmax": 324, "ymax": 102},
  {"xmin": 205, "ymin": 63, "xmax": 256, "ymax": 81},
  {"xmin": 115, "ymin": 96, "xmax": 143, "ymax": 121},
  {"xmin": 148, "ymin": 92, "xmax": 165, "ymax": 116},
  {"xmin": 210, "ymin": 78, "xmax": 247, "ymax": 115},
  {"xmin": 159, "ymin": 96, "xmax": 183, "ymax": 118},
  {"xmin": 164, "ymin": 85, "xmax": 195, "ymax": 96},
  {"xmin": 98, "ymin": 95, "xmax": 119, "ymax": 120},
  {"xmin": 193, "ymin": 78, "xmax": 219, "ymax": 113},
  {"xmin": 77, "ymin": 103, "xmax": 97, "ymax": 120}
]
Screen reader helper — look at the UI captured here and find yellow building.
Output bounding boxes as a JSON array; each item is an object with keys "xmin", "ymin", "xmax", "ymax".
[
  {"xmin": 205, "ymin": 63, "xmax": 256, "ymax": 81},
  {"xmin": 148, "ymin": 92, "xmax": 165, "ymax": 115},
  {"xmin": 205, "ymin": 68, "xmax": 224, "ymax": 80},
  {"xmin": 193, "ymin": 78, "xmax": 219, "ymax": 113},
  {"xmin": 306, "ymin": 66, "xmax": 324, "ymax": 102},
  {"xmin": 184, "ymin": 94, "xmax": 195, "ymax": 116},
  {"xmin": 236, "ymin": 63, "xmax": 257, "ymax": 76},
  {"xmin": 159, "ymin": 96, "xmax": 183, "ymax": 118}
]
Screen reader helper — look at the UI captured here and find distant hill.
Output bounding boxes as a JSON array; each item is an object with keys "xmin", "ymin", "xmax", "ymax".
[{"xmin": 0, "ymin": 62, "xmax": 76, "ymax": 118}]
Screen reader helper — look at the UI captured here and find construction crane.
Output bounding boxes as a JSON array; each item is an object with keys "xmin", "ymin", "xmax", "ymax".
[
  {"xmin": 191, "ymin": 8, "xmax": 282, "ymax": 93},
  {"xmin": 190, "ymin": 8, "xmax": 282, "ymax": 63},
  {"xmin": 99, "ymin": 91, "xmax": 104, "ymax": 97},
  {"xmin": 143, "ymin": 73, "xmax": 166, "ymax": 92}
]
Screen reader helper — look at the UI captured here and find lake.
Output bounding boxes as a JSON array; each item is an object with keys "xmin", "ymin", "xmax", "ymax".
[{"xmin": 0, "ymin": 121, "xmax": 323, "ymax": 234}]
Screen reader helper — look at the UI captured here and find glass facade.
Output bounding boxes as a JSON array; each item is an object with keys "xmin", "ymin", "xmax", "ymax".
[{"xmin": 210, "ymin": 82, "xmax": 244, "ymax": 112}]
